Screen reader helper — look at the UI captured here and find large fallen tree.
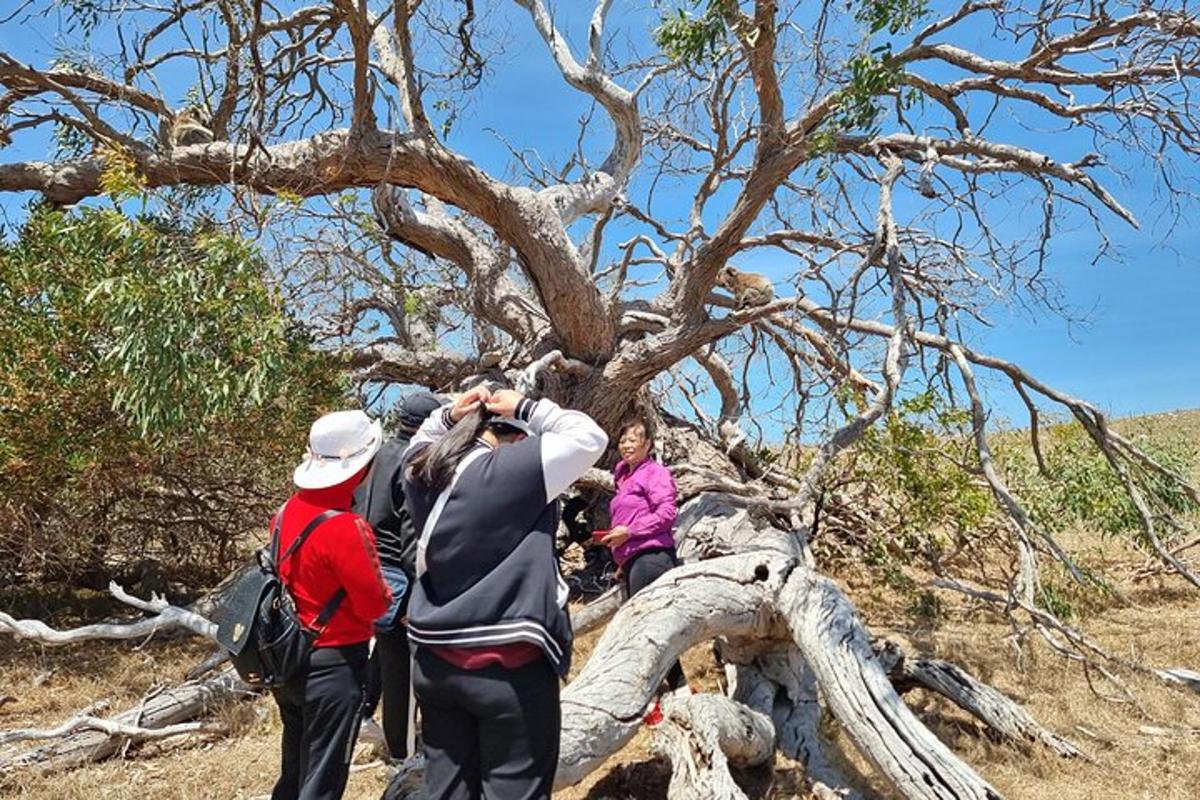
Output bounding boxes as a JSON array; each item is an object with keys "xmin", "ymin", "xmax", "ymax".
[
  {"xmin": 0, "ymin": 498, "xmax": 1117, "ymax": 798},
  {"xmin": 4, "ymin": 0, "xmax": 1200, "ymax": 796}
]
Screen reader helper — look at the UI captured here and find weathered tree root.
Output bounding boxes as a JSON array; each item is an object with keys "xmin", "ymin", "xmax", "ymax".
[
  {"xmin": 650, "ymin": 694, "xmax": 775, "ymax": 800},
  {"xmin": 1153, "ymin": 668, "xmax": 1200, "ymax": 694},
  {"xmin": 0, "ymin": 582, "xmax": 216, "ymax": 645},
  {"xmin": 0, "ymin": 715, "xmax": 220, "ymax": 747},
  {"xmin": 557, "ymin": 517, "xmax": 1004, "ymax": 799},
  {"xmin": 875, "ymin": 640, "xmax": 1086, "ymax": 759},
  {"xmin": 0, "ymin": 668, "xmax": 250, "ymax": 774},
  {"xmin": 0, "ymin": 505, "xmax": 1129, "ymax": 799},
  {"xmin": 777, "ymin": 567, "xmax": 1002, "ymax": 800},
  {"xmin": 725, "ymin": 649, "xmax": 865, "ymax": 799},
  {"xmin": 572, "ymin": 583, "xmax": 627, "ymax": 636}
]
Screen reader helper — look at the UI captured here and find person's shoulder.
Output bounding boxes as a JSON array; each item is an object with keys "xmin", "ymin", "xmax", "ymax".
[
  {"xmin": 646, "ymin": 457, "xmax": 672, "ymax": 476},
  {"xmin": 380, "ymin": 436, "xmax": 407, "ymax": 454},
  {"xmin": 645, "ymin": 458, "xmax": 676, "ymax": 484},
  {"xmin": 371, "ymin": 436, "xmax": 407, "ymax": 465},
  {"xmin": 324, "ymin": 509, "xmax": 372, "ymax": 540}
]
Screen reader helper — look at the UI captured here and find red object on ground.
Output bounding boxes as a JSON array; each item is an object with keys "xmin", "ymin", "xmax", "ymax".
[{"xmin": 642, "ymin": 699, "xmax": 663, "ymax": 727}]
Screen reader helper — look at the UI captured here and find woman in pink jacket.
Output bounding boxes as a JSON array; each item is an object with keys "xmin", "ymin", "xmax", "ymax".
[{"xmin": 599, "ymin": 417, "xmax": 687, "ymax": 696}]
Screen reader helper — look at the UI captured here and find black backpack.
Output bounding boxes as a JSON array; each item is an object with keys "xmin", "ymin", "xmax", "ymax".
[{"xmin": 213, "ymin": 507, "xmax": 346, "ymax": 688}]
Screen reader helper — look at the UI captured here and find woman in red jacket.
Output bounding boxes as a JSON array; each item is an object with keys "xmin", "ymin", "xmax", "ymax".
[{"xmin": 272, "ymin": 409, "xmax": 392, "ymax": 800}]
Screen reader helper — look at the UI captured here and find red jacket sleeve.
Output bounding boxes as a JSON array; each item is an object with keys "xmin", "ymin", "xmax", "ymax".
[{"xmin": 324, "ymin": 515, "xmax": 392, "ymax": 622}]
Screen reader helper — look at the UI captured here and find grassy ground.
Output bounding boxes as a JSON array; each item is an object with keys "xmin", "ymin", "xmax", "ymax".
[{"xmin": 2, "ymin": 411, "xmax": 1199, "ymax": 799}]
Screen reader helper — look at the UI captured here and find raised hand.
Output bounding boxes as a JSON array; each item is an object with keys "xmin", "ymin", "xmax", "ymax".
[
  {"xmin": 484, "ymin": 389, "xmax": 525, "ymax": 419},
  {"xmin": 450, "ymin": 383, "xmax": 492, "ymax": 422}
]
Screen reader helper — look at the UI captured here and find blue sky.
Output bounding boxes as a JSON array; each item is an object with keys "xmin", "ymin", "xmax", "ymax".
[
  {"xmin": 2, "ymin": 1, "xmax": 1197, "ymax": 437},
  {"xmin": 417, "ymin": 1, "xmax": 1200, "ymax": 428}
]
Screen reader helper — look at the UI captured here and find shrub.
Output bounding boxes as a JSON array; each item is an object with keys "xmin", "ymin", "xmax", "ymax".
[{"xmin": 0, "ymin": 205, "xmax": 345, "ymax": 586}]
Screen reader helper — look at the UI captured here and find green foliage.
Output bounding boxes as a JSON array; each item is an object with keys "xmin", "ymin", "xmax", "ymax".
[
  {"xmin": 0, "ymin": 205, "xmax": 345, "ymax": 583},
  {"xmin": 834, "ymin": 49, "xmax": 905, "ymax": 134},
  {"xmin": 84, "ymin": 227, "xmax": 293, "ymax": 435},
  {"xmin": 854, "ymin": 0, "xmax": 929, "ymax": 35},
  {"xmin": 906, "ymin": 588, "xmax": 943, "ymax": 628},
  {"xmin": 807, "ymin": 0, "xmax": 931, "ymax": 156},
  {"xmin": 53, "ymin": 122, "xmax": 91, "ymax": 159},
  {"xmin": 820, "ymin": 392, "xmax": 993, "ymax": 628},
  {"xmin": 854, "ymin": 392, "xmax": 992, "ymax": 541},
  {"xmin": 403, "ymin": 291, "xmax": 424, "ymax": 318},
  {"xmin": 98, "ymin": 145, "xmax": 146, "ymax": 203},
  {"xmin": 432, "ymin": 99, "xmax": 458, "ymax": 139},
  {"xmin": 654, "ymin": 1, "xmax": 736, "ymax": 65},
  {"xmin": 652, "ymin": 0, "xmax": 930, "ymax": 151},
  {"xmin": 996, "ymin": 421, "xmax": 1199, "ymax": 540},
  {"xmin": 819, "ymin": 391, "xmax": 1197, "ymax": 627},
  {"xmin": 55, "ymin": 0, "xmax": 103, "ymax": 36}
]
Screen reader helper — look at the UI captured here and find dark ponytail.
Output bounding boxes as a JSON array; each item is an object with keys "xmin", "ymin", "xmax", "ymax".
[{"xmin": 407, "ymin": 405, "xmax": 488, "ymax": 493}]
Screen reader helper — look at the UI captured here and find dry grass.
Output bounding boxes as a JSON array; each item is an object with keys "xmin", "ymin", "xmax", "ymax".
[
  {"xmin": 3, "ymin": 572, "xmax": 1197, "ymax": 800},
  {"xmin": 2, "ymin": 412, "xmax": 1199, "ymax": 799},
  {"xmin": 555, "ymin": 559, "xmax": 1200, "ymax": 800},
  {"xmin": 0, "ymin": 632, "xmax": 391, "ymax": 799}
]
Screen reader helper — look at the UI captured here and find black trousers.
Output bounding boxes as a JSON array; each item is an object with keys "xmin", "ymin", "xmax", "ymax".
[
  {"xmin": 271, "ymin": 642, "xmax": 369, "ymax": 800},
  {"xmin": 625, "ymin": 548, "xmax": 687, "ymax": 691},
  {"xmin": 412, "ymin": 647, "xmax": 560, "ymax": 800},
  {"xmin": 364, "ymin": 624, "xmax": 413, "ymax": 759}
]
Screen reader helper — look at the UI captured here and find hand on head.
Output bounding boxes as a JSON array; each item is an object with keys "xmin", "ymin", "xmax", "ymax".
[
  {"xmin": 484, "ymin": 389, "xmax": 524, "ymax": 419},
  {"xmin": 450, "ymin": 383, "xmax": 492, "ymax": 423},
  {"xmin": 449, "ymin": 384, "xmax": 527, "ymax": 423}
]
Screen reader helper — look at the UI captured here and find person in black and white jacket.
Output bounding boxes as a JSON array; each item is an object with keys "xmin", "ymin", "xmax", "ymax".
[{"xmin": 401, "ymin": 384, "xmax": 607, "ymax": 800}]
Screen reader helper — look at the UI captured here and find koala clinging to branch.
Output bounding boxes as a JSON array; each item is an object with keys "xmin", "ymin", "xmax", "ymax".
[
  {"xmin": 717, "ymin": 265, "xmax": 775, "ymax": 310},
  {"xmin": 164, "ymin": 106, "xmax": 214, "ymax": 148}
]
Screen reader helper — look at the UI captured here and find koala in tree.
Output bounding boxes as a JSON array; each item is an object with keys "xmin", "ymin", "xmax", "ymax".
[
  {"xmin": 716, "ymin": 265, "xmax": 775, "ymax": 310},
  {"xmin": 165, "ymin": 106, "xmax": 214, "ymax": 148}
]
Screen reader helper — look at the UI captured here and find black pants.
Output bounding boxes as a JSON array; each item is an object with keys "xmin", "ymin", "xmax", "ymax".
[
  {"xmin": 364, "ymin": 624, "xmax": 413, "ymax": 759},
  {"xmin": 413, "ymin": 647, "xmax": 559, "ymax": 800},
  {"xmin": 625, "ymin": 548, "xmax": 687, "ymax": 691},
  {"xmin": 271, "ymin": 642, "xmax": 369, "ymax": 800}
]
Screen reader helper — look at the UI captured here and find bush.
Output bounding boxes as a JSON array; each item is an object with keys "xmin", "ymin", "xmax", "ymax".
[
  {"xmin": 815, "ymin": 392, "xmax": 1198, "ymax": 625},
  {"xmin": 996, "ymin": 420, "xmax": 1199, "ymax": 540},
  {"xmin": 0, "ymin": 205, "xmax": 346, "ymax": 587}
]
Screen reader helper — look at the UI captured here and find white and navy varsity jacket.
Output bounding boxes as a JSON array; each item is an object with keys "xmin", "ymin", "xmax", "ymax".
[{"xmin": 401, "ymin": 397, "xmax": 607, "ymax": 676}]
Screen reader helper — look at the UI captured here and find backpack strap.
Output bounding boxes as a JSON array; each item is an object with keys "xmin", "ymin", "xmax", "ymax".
[
  {"xmin": 313, "ymin": 588, "xmax": 347, "ymax": 633},
  {"xmin": 268, "ymin": 503, "xmax": 287, "ymax": 567},
  {"xmin": 269, "ymin": 505, "xmax": 353, "ymax": 635},
  {"xmin": 278, "ymin": 508, "xmax": 344, "ymax": 565}
]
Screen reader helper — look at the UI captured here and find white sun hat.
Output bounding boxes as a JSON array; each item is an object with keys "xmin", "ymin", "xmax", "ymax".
[{"xmin": 293, "ymin": 410, "xmax": 384, "ymax": 489}]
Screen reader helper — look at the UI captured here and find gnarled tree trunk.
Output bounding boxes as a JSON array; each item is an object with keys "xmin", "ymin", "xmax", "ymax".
[{"xmin": 1, "ymin": 498, "xmax": 1078, "ymax": 800}]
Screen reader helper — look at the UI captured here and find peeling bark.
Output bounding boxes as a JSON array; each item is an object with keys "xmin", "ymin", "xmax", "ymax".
[
  {"xmin": 0, "ymin": 669, "xmax": 249, "ymax": 774},
  {"xmin": 777, "ymin": 569, "xmax": 1001, "ymax": 800},
  {"xmin": 651, "ymin": 693, "xmax": 775, "ymax": 800},
  {"xmin": 876, "ymin": 640, "xmax": 1085, "ymax": 759}
]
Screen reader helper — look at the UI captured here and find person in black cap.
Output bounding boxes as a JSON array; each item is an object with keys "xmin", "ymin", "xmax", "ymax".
[{"xmin": 355, "ymin": 390, "xmax": 443, "ymax": 762}]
